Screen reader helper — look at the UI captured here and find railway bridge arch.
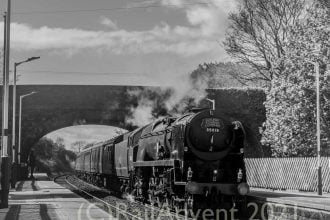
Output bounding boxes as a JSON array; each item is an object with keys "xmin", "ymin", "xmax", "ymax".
[
  {"xmin": 4, "ymin": 85, "xmax": 136, "ymax": 162},
  {"xmin": 0, "ymin": 85, "xmax": 266, "ymax": 163}
]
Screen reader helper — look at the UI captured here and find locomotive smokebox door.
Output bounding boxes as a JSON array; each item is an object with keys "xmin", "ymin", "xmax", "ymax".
[{"xmin": 185, "ymin": 110, "xmax": 233, "ymax": 161}]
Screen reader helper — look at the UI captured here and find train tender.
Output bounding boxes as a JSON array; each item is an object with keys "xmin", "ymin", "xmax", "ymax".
[{"xmin": 75, "ymin": 107, "xmax": 249, "ymax": 211}]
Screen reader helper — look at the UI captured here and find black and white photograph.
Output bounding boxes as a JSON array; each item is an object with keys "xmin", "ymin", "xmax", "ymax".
[{"xmin": 0, "ymin": 0, "xmax": 329, "ymax": 219}]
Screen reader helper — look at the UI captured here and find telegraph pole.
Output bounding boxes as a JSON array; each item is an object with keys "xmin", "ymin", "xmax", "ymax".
[
  {"xmin": 11, "ymin": 63, "xmax": 17, "ymax": 189},
  {"xmin": 1, "ymin": 0, "xmax": 11, "ymax": 208},
  {"xmin": 2, "ymin": 13, "xmax": 6, "ymax": 145}
]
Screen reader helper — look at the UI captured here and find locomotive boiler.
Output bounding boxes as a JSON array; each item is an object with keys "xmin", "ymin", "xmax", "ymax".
[{"xmin": 75, "ymin": 107, "xmax": 249, "ymax": 212}]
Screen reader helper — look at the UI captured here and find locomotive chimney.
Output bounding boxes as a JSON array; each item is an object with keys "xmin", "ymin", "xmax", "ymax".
[{"xmin": 206, "ymin": 98, "xmax": 215, "ymax": 111}]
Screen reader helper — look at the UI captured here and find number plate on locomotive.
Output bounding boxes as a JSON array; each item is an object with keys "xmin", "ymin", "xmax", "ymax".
[{"xmin": 201, "ymin": 118, "xmax": 223, "ymax": 133}]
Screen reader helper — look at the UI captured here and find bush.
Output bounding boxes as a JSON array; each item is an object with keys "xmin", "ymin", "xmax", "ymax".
[{"xmin": 33, "ymin": 137, "xmax": 76, "ymax": 175}]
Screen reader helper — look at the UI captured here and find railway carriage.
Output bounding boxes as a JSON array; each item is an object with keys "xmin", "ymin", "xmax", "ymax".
[{"xmin": 75, "ymin": 107, "xmax": 249, "ymax": 212}]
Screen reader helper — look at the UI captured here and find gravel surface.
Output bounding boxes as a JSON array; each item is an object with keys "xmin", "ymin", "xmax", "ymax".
[{"xmin": 58, "ymin": 175, "xmax": 186, "ymax": 220}]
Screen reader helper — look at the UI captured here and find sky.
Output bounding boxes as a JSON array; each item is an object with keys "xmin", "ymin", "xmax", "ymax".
[
  {"xmin": 45, "ymin": 125, "xmax": 127, "ymax": 151},
  {"xmin": 0, "ymin": 0, "xmax": 238, "ymax": 86}
]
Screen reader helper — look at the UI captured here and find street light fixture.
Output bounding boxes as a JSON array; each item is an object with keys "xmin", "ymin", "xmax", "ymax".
[
  {"xmin": 12, "ymin": 57, "xmax": 40, "ymax": 162},
  {"xmin": 18, "ymin": 91, "xmax": 37, "ymax": 167}
]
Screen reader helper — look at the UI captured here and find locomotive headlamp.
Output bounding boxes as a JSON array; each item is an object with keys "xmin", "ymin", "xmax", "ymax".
[
  {"xmin": 237, "ymin": 168, "xmax": 243, "ymax": 183},
  {"xmin": 187, "ymin": 167, "xmax": 193, "ymax": 181},
  {"xmin": 213, "ymin": 170, "xmax": 218, "ymax": 182},
  {"xmin": 237, "ymin": 183, "xmax": 250, "ymax": 195}
]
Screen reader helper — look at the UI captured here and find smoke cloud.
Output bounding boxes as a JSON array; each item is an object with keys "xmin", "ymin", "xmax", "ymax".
[
  {"xmin": 125, "ymin": 70, "xmax": 209, "ymax": 127},
  {"xmin": 126, "ymin": 97, "xmax": 155, "ymax": 127}
]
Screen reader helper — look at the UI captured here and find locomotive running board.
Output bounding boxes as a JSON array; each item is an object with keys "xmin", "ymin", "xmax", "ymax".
[{"xmin": 133, "ymin": 159, "xmax": 180, "ymax": 167}]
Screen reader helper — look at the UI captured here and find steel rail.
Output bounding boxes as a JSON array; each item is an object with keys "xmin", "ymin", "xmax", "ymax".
[{"xmin": 56, "ymin": 175, "xmax": 142, "ymax": 220}]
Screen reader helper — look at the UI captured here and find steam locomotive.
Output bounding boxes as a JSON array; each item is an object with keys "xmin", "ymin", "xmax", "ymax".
[{"xmin": 75, "ymin": 107, "xmax": 249, "ymax": 212}]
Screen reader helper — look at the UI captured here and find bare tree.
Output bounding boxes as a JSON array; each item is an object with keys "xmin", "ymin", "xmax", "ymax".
[
  {"xmin": 190, "ymin": 62, "xmax": 267, "ymax": 87},
  {"xmin": 224, "ymin": 0, "xmax": 306, "ymax": 82},
  {"xmin": 71, "ymin": 140, "xmax": 87, "ymax": 153}
]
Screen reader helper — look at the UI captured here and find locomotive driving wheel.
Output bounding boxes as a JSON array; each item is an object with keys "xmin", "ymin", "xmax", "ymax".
[
  {"xmin": 132, "ymin": 176, "xmax": 144, "ymax": 202},
  {"xmin": 148, "ymin": 176, "xmax": 158, "ymax": 206},
  {"xmin": 162, "ymin": 193, "xmax": 172, "ymax": 210},
  {"xmin": 184, "ymin": 193, "xmax": 194, "ymax": 215},
  {"xmin": 148, "ymin": 176, "xmax": 170, "ymax": 209}
]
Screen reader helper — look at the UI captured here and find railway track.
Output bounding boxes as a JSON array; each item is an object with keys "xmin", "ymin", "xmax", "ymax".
[
  {"xmin": 55, "ymin": 175, "xmax": 192, "ymax": 220},
  {"xmin": 55, "ymin": 175, "xmax": 140, "ymax": 220}
]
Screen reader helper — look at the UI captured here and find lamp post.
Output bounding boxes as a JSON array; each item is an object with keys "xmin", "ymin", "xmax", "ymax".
[
  {"xmin": 314, "ymin": 62, "xmax": 322, "ymax": 196},
  {"xmin": 308, "ymin": 61, "xmax": 322, "ymax": 195},
  {"xmin": 18, "ymin": 92, "xmax": 37, "ymax": 176},
  {"xmin": 11, "ymin": 57, "xmax": 40, "ymax": 187}
]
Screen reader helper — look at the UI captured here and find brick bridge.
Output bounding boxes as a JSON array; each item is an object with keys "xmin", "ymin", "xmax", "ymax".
[{"xmin": 0, "ymin": 85, "xmax": 266, "ymax": 163}]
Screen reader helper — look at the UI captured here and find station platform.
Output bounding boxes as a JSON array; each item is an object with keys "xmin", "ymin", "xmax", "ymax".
[
  {"xmin": 0, "ymin": 173, "xmax": 113, "ymax": 220},
  {"xmin": 248, "ymin": 188, "xmax": 330, "ymax": 219},
  {"xmin": 249, "ymin": 188, "xmax": 330, "ymax": 211}
]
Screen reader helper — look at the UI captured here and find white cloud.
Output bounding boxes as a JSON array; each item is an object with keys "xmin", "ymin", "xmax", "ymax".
[
  {"xmin": 127, "ymin": 0, "xmax": 159, "ymax": 7},
  {"xmin": 0, "ymin": 0, "xmax": 238, "ymax": 57},
  {"xmin": 185, "ymin": 0, "xmax": 238, "ymax": 37},
  {"xmin": 100, "ymin": 16, "xmax": 118, "ymax": 30},
  {"xmin": 211, "ymin": 0, "xmax": 238, "ymax": 12},
  {"xmin": 161, "ymin": 0, "xmax": 185, "ymax": 7},
  {"xmin": 1, "ymin": 22, "xmax": 219, "ymax": 56},
  {"xmin": 127, "ymin": 0, "xmax": 184, "ymax": 8}
]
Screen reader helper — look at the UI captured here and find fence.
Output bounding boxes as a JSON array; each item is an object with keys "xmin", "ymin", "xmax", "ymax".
[{"xmin": 245, "ymin": 157, "xmax": 330, "ymax": 192}]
